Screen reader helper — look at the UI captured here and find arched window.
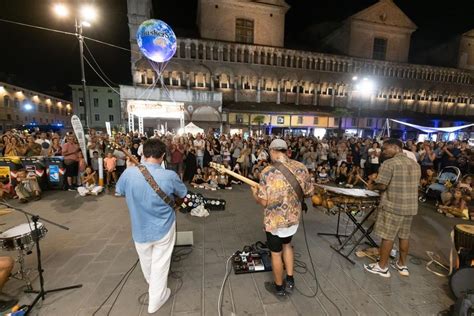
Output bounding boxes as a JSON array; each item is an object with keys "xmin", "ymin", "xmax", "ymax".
[{"xmin": 3, "ymin": 95, "xmax": 9, "ymax": 107}]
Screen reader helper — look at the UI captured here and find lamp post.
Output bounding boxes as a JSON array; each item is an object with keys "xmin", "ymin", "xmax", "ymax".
[
  {"xmin": 53, "ymin": 3, "xmax": 97, "ymax": 129},
  {"xmin": 351, "ymin": 76, "xmax": 376, "ymax": 137}
]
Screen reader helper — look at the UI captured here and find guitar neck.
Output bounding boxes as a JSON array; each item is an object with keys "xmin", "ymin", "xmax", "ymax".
[
  {"xmin": 222, "ymin": 169, "xmax": 259, "ymax": 187},
  {"xmin": 111, "ymin": 144, "xmax": 140, "ymax": 165}
]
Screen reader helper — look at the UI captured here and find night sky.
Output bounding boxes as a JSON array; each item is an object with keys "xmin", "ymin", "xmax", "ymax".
[{"xmin": 0, "ymin": 0, "xmax": 472, "ymax": 99}]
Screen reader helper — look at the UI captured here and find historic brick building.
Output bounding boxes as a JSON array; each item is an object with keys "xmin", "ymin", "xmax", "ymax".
[{"xmin": 123, "ymin": 0, "xmax": 474, "ymax": 137}]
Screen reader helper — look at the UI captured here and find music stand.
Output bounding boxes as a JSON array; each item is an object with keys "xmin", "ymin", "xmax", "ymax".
[{"xmin": 0, "ymin": 201, "xmax": 82, "ymax": 315}]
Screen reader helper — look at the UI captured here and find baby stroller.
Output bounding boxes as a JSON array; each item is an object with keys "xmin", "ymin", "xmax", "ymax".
[{"xmin": 419, "ymin": 166, "xmax": 461, "ymax": 203}]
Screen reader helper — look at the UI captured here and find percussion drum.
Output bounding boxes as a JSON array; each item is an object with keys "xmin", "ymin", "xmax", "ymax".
[
  {"xmin": 454, "ymin": 224, "xmax": 474, "ymax": 251},
  {"xmin": 450, "ymin": 267, "xmax": 474, "ymax": 299},
  {"xmin": 0, "ymin": 223, "xmax": 48, "ymax": 251}
]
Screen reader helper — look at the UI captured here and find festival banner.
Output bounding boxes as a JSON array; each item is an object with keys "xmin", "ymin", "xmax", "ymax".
[
  {"xmin": 71, "ymin": 115, "xmax": 88, "ymax": 161},
  {"xmin": 105, "ymin": 122, "xmax": 112, "ymax": 137}
]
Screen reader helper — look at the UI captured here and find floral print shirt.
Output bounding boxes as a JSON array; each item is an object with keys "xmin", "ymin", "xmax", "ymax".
[{"xmin": 257, "ymin": 156, "xmax": 313, "ymax": 232}]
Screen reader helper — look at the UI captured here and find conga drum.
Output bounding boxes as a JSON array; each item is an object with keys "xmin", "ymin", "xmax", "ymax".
[
  {"xmin": 450, "ymin": 224, "xmax": 474, "ymax": 299},
  {"xmin": 454, "ymin": 224, "xmax": 474, "ymax": 251}
]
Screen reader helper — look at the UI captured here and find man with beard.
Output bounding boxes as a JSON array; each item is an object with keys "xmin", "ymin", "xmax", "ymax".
[{"xmin": 365, "ymin": 138, "xmax": 421, "ymax": 278}]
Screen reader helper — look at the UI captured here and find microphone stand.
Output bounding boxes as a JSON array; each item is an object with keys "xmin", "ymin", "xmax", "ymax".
[{"xmin": 0, "ymin": 200, "xmax": 82, "ymax": 315}]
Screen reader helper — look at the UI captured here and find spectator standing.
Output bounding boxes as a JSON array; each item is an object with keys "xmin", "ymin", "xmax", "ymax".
[
  {"xmin": 193, "ymin": 134, "xmax": 205, "ymax": 169},
  {"xmin": 62, "ymin": 135, "xmax": 80, "ymax": 191},
  {"xmin": 35, "ymin": 132, "xmax": 51, "ymax": 157}
]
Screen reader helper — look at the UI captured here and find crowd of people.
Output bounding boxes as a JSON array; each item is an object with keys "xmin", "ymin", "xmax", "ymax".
[
  {"xmin": 0, "ymin": 127, "xmax": 473, "ymax": 218},
  {"xmin": 0, "ymin": 126, "xmax": 473, "ymax": 311}
]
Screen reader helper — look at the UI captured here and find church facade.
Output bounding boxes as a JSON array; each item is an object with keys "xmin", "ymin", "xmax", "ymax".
[{"xmin": 123, "ymin": 0, "xmax": 474, "ymax": 137}]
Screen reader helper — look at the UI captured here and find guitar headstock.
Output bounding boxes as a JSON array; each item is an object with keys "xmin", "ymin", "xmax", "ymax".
[
  {"xmin": 107, "ymin": 141, "xmax": 121, "ymax": 151},
  {"xmin": 106, "ymin": 141, "xmax": 140, "ymax": 165},
  {"xmin": 209, "ymin": 162, "xmax": 226, "ymax": 173}
]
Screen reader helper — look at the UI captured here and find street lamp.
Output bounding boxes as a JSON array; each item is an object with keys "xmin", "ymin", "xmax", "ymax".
[
  {"xmin": 352, "ymin": 76, "xmax": 376, "ymax": 137},
  {"xmin": 53, "ymin": 3, "xmax": 98, "ymax": 129}
]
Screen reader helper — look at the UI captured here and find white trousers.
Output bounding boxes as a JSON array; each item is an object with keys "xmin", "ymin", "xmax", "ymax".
[
  {"xmin": 135, "ymin": 222, "xmax": 176, "ymax": 314},
  {"xmin": 77, "ymin": 185, "xmax": 103, "ymax": 196}
]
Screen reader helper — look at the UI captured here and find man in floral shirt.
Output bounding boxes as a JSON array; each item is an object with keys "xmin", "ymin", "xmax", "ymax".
[{"xmin": 251, "ymin": 139, "xmax": 313, "ymax": 299}]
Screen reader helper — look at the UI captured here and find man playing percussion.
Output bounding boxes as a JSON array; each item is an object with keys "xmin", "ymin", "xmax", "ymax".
[
  {"xmin": 116, "ymin": 139, "xmax": 187, "ymax": 313},
  {"xmin": 251, "ymin": 139, "xmax": 313, "ymax": 298},
  {"xmin": 365, "ymin": 139, "xmax": 421, "ymax": 278},
  {"xmin": 0, "ymin": 257, "xmax": 17, "ymax": 311}
]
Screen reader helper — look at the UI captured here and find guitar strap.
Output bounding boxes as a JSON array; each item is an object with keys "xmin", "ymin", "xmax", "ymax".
[
  {"xmin": 272, "ymin": 161, "xmax": 308, "ymax": 212},
  {"xmin": 137, "ymin": 164, "xmax": 175, "ymax": 209}
]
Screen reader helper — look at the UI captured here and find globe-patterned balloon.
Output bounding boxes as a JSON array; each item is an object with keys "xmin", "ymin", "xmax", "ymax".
[{"xmin": 136, "ymin": 19, "xmax": 177, "ymax": 63}]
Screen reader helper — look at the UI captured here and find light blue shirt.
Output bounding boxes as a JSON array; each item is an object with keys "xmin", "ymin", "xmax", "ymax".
[{"xmin": 116, "ymin": 162, "xmax": 187, "ymax": 243}]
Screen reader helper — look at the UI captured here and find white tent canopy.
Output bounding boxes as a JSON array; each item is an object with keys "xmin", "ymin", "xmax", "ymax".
[
  {"xmin": 184, "ymin": 122, "xmax": 204, "ymax": 135},
  {"xmin": 390, "ymin": 119, "xmax": 474, "ymax": 134}
]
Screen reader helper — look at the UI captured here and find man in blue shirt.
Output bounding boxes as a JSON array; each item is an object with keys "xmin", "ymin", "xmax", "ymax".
[{"xmin": 116, "ymin": 139, "xmax": 187, "ymax": 314}]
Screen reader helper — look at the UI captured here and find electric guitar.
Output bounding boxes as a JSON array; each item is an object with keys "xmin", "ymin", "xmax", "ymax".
[
  {"xmin": 209, "ymin": 162, "xmax": 259, "ymax": 187},
  {"xmin": 107, "ymin": 142, "xmax": 186, "ymax": 211}
]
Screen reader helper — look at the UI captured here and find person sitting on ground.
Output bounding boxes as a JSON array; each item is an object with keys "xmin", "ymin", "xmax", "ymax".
[
  {"xmin": 437, "ymin": 188, "xmax": 469, "ymax": 219},
  {"xmin": 346, "ymin": 165, "xmax": 363, "ymax": 188},
  {"xmin": 15, "ymin": 169, "xmax": 41, "ymax": 203},
  {"xmin": 420, "ymin": 168, "xmax": 436, "ymax": 189},
  {"xmin": 204, "ymin": 168, "xmax": 219, "ymax": 190},
  {"xmin": 77, "ymin": 166, "xmax": 103, "ymax": 196},
  {"xmin": 104, "ymin": 152, "xmax": 118, "ymax": 187},
  {"xmin": 217, "ymin": 170, "xmax": 231, "ymax": 190},
  {"xmin": 190, "ymin": 168, "xmax": 206, "ymax": 187},
  {"xmin": 335, "ymin": 162, "xmax": 349, "ymax": 185},
  {"xmin": 0, "ymin": 178, "xmax": 11, "ymax": 199},
  {"xmin": 317, "ymin": 167, "xmax": 329, "ymax": 184},
  {"xmin": 458, "ymin": 175, "xmax": 473, "ymax": 196}
]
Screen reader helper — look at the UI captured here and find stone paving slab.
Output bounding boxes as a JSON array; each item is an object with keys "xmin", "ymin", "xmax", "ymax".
[{"xmin": 0, "ymin": 185, "xmax": 462, "ymax": 315}]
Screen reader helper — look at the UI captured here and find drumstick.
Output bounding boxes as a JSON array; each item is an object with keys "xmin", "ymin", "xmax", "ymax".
[{"xmin": 356, "ymin": 175, "xmax": 369, "ymax": 187}]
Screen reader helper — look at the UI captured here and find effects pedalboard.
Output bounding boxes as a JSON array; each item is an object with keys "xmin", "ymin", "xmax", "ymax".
[{"xmin": 232, "ymin": 243, "xmax": 272, "ymax": 274}]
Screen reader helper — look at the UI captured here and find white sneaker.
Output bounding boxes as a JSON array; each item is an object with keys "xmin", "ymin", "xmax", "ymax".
[
  {"xmin": 364, "ymin": 262, "xmax": 391, "ymax": 278},
  {"xmin": 390, "ymin": 261, "xmax": 409, "ymax": 276}
]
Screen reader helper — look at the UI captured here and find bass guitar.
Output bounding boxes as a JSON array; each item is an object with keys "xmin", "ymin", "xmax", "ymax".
[{"xmin": 209, "ymin": 162, "xmax": 259, "ymax": 187}]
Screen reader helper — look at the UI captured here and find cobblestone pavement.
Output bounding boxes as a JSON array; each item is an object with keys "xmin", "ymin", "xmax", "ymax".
[{"xmin": 0, "ymin": 185, "xmax": 464, "ymax": 315}]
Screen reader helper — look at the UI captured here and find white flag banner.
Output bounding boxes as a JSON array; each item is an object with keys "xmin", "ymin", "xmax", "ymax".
[
  {"xmin": 105, "ymin": 121, "xmax": 112, "ymax": 136},
  {"xmin": 390, "ymin": 119, "xmax": 474, "ymax": 134},
  {"xmin": 71, "ymin": 115, "xmax": 88, "ymax": 161}
]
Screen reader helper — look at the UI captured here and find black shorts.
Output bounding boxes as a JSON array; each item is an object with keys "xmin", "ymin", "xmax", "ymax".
[
  {"xmin": 266, "ymin": 231, "xmax": 293, "ymax": 253},
  {"xmin": 64, "ymin": 161, "xmax": 78, "ymax": 178}
]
